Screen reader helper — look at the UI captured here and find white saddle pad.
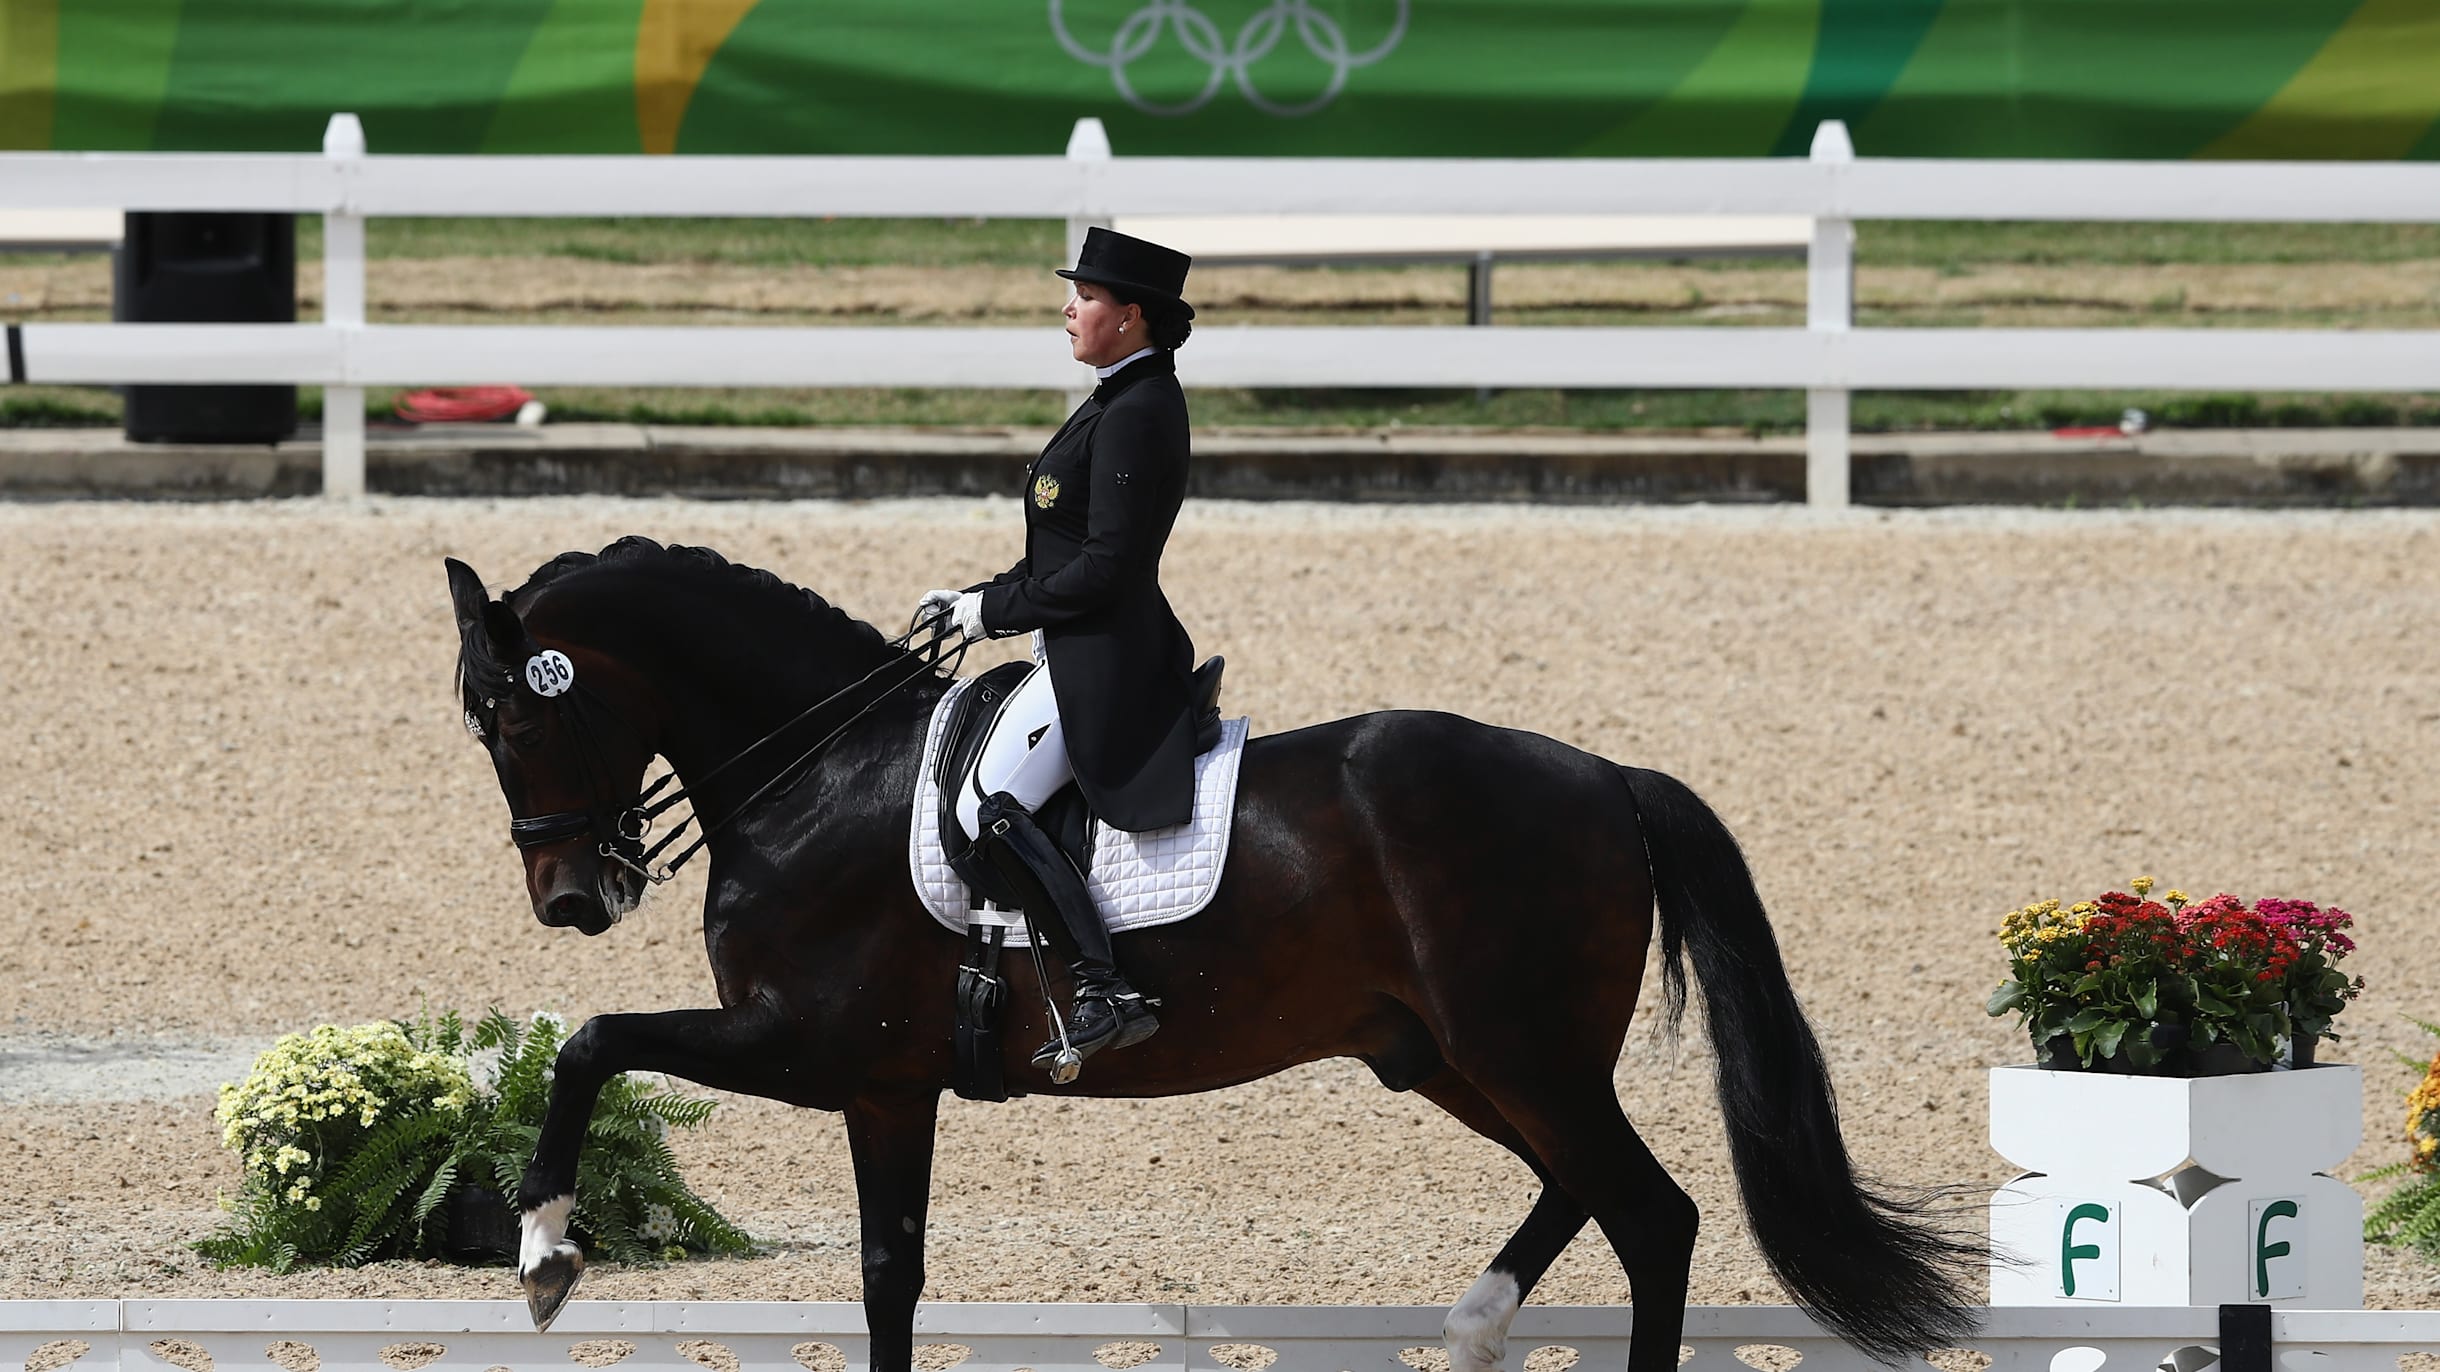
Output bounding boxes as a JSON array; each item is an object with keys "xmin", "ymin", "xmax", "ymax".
[{"xmin": 908, "ymin": 674, "xmax": 1250, "ymax": 944}]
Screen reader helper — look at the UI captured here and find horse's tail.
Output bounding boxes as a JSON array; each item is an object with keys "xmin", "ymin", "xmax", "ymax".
[{"xmin": 1620, "ymin": 764, "xmax": 1981, "ymax": 1364}]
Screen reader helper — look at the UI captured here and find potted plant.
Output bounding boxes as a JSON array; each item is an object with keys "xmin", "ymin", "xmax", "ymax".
[
  {"xmin": 1984, "ymin": 879, "xmax": 2369, "ymax": 1308},
  {"xmin": 1987, "ymin": 877, "xmax": 2363, "ymax": 1075},
  {"xmin": 198, "ymin": 1008, "xmax": 752, "ymax": 1271}
]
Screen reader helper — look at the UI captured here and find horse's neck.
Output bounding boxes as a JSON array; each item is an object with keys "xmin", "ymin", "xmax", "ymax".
[{"xmin": 662, "ymin": 654, "xmax": 940, "ymax": 843}]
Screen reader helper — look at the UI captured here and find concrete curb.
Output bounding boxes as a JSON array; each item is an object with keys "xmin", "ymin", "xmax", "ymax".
[{"xmin": 3, "ymin": 424, "xmax": 2438, "ymax": 505}]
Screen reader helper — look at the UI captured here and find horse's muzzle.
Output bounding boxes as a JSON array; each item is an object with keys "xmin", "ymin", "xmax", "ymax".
[{"xmin": 540, "ymin": 889, "xmax": 616, "ymax": 936}]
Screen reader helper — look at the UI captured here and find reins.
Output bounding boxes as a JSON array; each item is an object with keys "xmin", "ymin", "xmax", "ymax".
[{"xmin": 510, "ymin": 612, "xmax": 970, "ymax": 885}]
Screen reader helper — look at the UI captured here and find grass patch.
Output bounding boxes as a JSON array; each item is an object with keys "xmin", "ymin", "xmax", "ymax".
[
  {"xmin": 0, "ymin": 387, "xmax": 120, "ymax": 425},
  {"xmin": 1857, "ymin": 220, "xmax": 2440, "ymax": 267}
]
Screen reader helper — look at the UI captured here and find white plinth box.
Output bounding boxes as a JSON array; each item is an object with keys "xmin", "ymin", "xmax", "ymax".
[{"xmin": 1988, "ymin": 1064, "xmax": 2363, "ymax": 1308}]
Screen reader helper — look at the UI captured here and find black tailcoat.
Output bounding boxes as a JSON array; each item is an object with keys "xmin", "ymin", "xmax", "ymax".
[{"xmin": 971, "ymin": 350, "xmax": 1196, "ymax": 831}]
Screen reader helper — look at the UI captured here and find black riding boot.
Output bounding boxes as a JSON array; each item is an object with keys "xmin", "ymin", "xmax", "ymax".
[{"xmin": 974, "ymin": 791, "xmax": 1160, "ymax": 1077}]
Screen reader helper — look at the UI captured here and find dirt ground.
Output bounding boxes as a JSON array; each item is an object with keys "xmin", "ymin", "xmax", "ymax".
[
  {"xmin": 7, "ymin": 256, "xmax": 2437, "ymax": 327},
  {"xmin": 1, "ymin": 498, "xmax": 2436, "ymax": 1313}
]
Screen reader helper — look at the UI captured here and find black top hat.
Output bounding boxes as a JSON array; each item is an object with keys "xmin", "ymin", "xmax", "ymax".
[{"xmin": 1058, "ymin": 226, "xmax": 1195, "ymax": 318}]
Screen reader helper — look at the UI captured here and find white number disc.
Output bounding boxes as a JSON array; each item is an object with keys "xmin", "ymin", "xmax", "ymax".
[{"xmin": 524, "ymin": 649, "xmax": 575, "ymax": 697}]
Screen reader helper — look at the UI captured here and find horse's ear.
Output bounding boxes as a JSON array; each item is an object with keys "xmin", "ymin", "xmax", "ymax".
[{"xmin": 445, "ymin": 557, "xmax": 489, "ymax": 636}]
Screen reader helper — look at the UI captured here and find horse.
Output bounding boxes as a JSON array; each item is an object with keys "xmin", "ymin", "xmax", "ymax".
[{"xmin": 443, "ymin": 537, "xmax": 1977, "ymax": 1372}]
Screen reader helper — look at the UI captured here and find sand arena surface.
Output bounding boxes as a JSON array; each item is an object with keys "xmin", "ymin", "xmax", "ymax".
[{"xmin": 1, "ymin": 498, "xmax": 2436, "ymax": 1309}]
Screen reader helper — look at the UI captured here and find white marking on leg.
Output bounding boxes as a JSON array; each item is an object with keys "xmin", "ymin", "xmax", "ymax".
[
  {"xmin": 1444, "ymin": 1269, "xmax": 1521, "ymax": 1372},
  {"xmin": 519, "ymin": 1194, "xmax": 576, "ymax": 1275}
]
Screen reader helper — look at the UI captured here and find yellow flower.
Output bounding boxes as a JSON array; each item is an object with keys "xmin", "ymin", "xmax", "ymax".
[
  {"xmin": 2131, "ymin": 876, "xmax": 2155, "ymax": 897},
  {"xmin": 2165, "ymin": 889, "xmax": 2187, "ymax": 905},
  {"xmin": 305, "ymin": 1196, "xmax": 323, "ymax": 1212}
]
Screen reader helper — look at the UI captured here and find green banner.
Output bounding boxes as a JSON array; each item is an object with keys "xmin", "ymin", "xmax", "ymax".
[{"xmin": 4, "ymin": 0, "xmax": 2437, "ymax": 159}]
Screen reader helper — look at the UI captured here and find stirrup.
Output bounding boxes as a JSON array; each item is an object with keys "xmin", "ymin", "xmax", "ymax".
[{"xmin": 1030, "ymin": 991, "xmax": 1158, "ymax": 1078}]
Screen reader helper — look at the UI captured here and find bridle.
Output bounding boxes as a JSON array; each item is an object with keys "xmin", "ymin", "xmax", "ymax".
[{"xmin": 500, "ymin": 614, "xmax": 970, "ymax": 886}]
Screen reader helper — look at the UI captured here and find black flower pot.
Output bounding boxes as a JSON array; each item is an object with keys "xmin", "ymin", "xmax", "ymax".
[
  {"xmin": 441, "ymin": 1183, "xmax": 519, "ymax": 1265},
  {"xmin": 2184, "ymin": 1040, "xmax": 2270, "ymax": 1077},
  {"xmin": 2126, "ymin": 1021, "xmax": 2189, "ymax": 1075},
  {"xmin": 2287, "ymin": 1035, "xmax": 2317, "ymax": 1069}
]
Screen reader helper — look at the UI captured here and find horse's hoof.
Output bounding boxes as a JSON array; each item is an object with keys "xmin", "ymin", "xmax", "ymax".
[{"xmin": 522, "ymin": 1246, "xmax": 586, "ymax": 1332}]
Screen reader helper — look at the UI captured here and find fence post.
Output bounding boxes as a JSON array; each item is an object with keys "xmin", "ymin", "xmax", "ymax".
[
  {"xmin": 1805, "ymin": 119, "xmax": 1854, "ymax": 510},
  {"xmin": 320, "ymin": 113, "xmax": 367, "ymax": 500},
  {"xmin": 1064, "ymin": 117, "xmax": 1113, "ymax": 414}
]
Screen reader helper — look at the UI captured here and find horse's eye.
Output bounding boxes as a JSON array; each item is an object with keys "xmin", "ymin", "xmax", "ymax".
[{"xmin": 504, "ymin": 722, "xmax": 548, "ymax": 749}]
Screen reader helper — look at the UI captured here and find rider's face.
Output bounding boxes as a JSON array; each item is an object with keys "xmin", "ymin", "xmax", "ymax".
[{"xmin": 1066, "ymin": 284, "xmax": 1141, "ymax": 367}]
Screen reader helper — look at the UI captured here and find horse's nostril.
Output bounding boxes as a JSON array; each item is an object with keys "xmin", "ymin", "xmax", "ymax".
[{"xmin": 544, "ymin": 892, "xmax": 591, "ymax": 926}]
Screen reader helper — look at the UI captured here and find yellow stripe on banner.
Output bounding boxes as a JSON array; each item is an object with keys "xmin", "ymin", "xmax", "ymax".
[
  {"xmin": 1578, "ymin": 0, "xmax": 1821, "ymax": 156},
  {"xmin": 2203, "ymin": 0, "xmax": 2440, "ymax": 160},
  {"xmin": 0, "ymin": 0, "xmax": 60, "ymax": 150},
  {"xmin": 635, "ymin": 0, "xmax": 762, "ymax": 156}
]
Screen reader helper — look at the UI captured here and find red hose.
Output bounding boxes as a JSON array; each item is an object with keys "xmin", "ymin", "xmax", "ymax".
[{"xmin": 393, "ymin": 385, "xmax": 534, "ymax": 424}]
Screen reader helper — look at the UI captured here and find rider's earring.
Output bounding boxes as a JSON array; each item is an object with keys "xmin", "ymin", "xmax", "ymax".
[{"xmin": 1119, "ymin": 323, "xmax": 1127, "ymax": 333}]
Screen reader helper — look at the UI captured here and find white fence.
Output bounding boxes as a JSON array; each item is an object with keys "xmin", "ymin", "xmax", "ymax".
[
  {"xmin": 8, "ymin": 1302, "xmax": 2440, "ymax": 1372},
  {"xmin": 5, "ymin": 115, "xmax": 2440, "ymax": 506}
]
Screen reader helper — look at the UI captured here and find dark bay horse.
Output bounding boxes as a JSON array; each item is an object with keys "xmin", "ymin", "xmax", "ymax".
[{"xmin": 444, "ymin": 538, "xmax": 1975, "ymax": 1372}]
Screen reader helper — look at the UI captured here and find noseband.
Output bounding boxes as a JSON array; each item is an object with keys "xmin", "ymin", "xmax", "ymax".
[{"xmin": 503, "ymin": 615, "xmax": 968, "ymax": 884}]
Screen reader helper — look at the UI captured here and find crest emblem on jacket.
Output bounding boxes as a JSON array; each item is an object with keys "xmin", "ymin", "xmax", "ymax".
[{"xmin": 1033, "ymin": 474, "xmax": 1061, "ymax": 509}]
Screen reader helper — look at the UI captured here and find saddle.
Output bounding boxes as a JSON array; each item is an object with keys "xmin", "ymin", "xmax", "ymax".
[
  {"xmin": 935, "ymin": 654, "xmax": 1225, "ymax": 1104},
  {"xmin": 932, "ymin": 654, "xmax": 1226, "ymax": 909}
]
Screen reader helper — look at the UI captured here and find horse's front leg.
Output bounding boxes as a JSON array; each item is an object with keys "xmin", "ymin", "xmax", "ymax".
[
  {"xmin": 515, "ymin": 1002, "xmax": 794, "ymax": 1330},
  {"xmin": 846, "ymin": 1089, "xmax": 941, "ymax": 1372}
]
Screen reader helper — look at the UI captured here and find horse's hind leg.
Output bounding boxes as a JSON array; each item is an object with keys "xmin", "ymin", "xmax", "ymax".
[
  {"xmin": 1418, "ymin": 1077, "xmax": 1590, "ymax": 1372},
  {"xmin": 1465, "ymin": 1077, "xmax": 1699, "ymax": 1372}
]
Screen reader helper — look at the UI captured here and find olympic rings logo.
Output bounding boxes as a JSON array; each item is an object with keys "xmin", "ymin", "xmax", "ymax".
[{"xmin": 1049, "ymin": 0, "xmax": 1409, "ymax": 118}]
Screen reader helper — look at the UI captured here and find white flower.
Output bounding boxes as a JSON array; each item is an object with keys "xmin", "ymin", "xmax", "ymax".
[
  {"xmin": 639, "ymin": 1202, "xmax": 679, "ymax": 1243},
  {"xmin": 466, "ymin": 1045, "xmax": 507, "ymax": 1090}
]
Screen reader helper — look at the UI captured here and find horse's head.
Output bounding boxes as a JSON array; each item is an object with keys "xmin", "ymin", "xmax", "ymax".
[{"xmin": 446, "ymin": 556, "xmax": 657, "ymax": 936}]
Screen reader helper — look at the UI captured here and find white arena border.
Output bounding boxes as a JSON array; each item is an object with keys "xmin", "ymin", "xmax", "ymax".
[
  {"xmin": 6, "ymin": 114, "xmax": 2440, "ymax": 507},
  {"xmin": 6, "ymin": 1303, "xmax": 2440, "ymax": 1372}
]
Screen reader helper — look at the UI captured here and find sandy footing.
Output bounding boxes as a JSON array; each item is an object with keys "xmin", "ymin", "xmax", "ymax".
[{"xmin": 3, "ymin": 499, "xmax": 2434, "ymax": 1310}]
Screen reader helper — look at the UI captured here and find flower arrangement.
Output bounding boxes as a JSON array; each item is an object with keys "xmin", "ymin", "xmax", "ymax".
[
  {"xmin": 1988, "ymin": 876, "xmax": 2363, "ymax": 1075},
  {"xmin": 2364, "ymin": 1021, "xmax": 2440, "ymax": 1260},
  {"xmin": 198, "ymin": 1008, "xmax": 752, "ymax": 1271}
]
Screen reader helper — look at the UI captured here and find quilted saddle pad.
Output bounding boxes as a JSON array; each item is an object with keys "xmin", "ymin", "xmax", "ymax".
[{"xmin": 908, "ymin": 674, "xmax": 1250, "ymax": 944}]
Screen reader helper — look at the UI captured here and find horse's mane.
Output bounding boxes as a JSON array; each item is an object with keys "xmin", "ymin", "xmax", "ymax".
[{"xmin": 462, "ymin": 536, "xmax": 900, "ymax": 691}]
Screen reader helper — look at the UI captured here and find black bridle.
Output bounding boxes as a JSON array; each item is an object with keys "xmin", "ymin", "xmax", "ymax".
[{"xmin": 504, "ymin": 614, "xmax": 970, "ymax": 885}]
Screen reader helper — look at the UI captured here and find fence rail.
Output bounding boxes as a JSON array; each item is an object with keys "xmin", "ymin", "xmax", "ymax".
[
  {"xmin": 5, "ymin": 115, "xmax": 2440, "ymax": 504},
  {"xmin": 6, "ymin": 1303, "xmax": 2440, "ymax": 1372}
]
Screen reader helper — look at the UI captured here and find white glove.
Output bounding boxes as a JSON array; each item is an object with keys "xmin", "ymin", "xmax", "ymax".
[
  {"xmin": 951, "ymin": 591, "xmax": 990, "ymax": 643},
  {"xmin": 914, "ymin": 588, "xmax": 961, "ymax": 631}
]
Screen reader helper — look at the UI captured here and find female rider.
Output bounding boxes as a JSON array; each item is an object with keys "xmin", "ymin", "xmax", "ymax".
[{"xmin": 918, "ymin": 227, "xmax": 1201, "ymax": 1077}]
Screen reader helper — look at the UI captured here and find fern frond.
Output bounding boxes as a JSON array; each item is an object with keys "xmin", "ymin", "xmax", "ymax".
[{"xmin": 414, "ymin": 1159, "xmax": 462, "ymax": 1225}]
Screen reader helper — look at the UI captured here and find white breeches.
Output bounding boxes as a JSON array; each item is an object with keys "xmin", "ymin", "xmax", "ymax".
[{"xmin": 956, "ymin": 661, "xmax": 1074, "ymax": 838}]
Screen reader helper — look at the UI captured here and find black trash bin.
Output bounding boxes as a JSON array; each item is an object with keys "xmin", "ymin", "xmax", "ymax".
[{"xmin": 115, "ymin": 211, "xmax": 298, "ymax": 444}]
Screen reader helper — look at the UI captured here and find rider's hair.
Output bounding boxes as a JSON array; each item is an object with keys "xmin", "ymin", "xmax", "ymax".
[{"xmin": 1114, "ymin": 288, "xmax": 1194, "ymax": 351}]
